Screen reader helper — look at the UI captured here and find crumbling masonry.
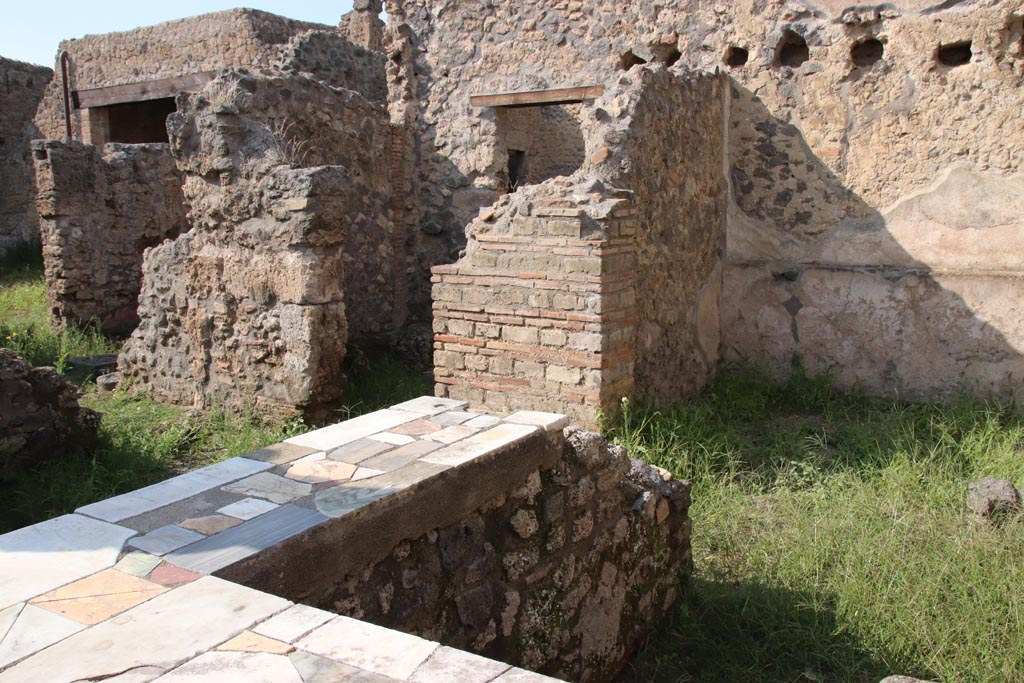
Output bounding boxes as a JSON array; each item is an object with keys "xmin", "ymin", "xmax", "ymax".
[
  {"xmin": 2, "ymin": 0, "xmax": 1023, "ymax": 680},
  {"xmin": 18, "ymin": 0, "xmax": 1024, "ymax": 423}
]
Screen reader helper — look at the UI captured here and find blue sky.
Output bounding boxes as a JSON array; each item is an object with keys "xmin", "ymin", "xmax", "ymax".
[{"xmin": 2, "ymin": 1, "xmax": 355, "ymax": 68}]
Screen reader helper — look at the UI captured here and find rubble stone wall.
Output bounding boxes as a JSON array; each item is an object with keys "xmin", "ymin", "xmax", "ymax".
[
  {"xmin": 222, "ymin": 425, "xmax": 692, "ymax": 683},
  {"xmin": 120, "ymin": 70, "xmax": 395, "ymax": 416},
  {"xmin": 33, "ymin": 140, "xmax": 187, "ymax": 332},
  {"xmin": 0, "ymin": 348, "xmax": 99, "ymax": 469},
  {"xmin": 396, "ymin": 0, "xmax": 1024, "ymax": 403},
  {"xmin": 35, "ymin": 9, "xmax": 329, "ymax": 141},
  {"xmin": 621, "ymin": 69, "xmax": 726, "ymax": 404},
  {"xmin": 273, "ymin": 29, "xmax": 387, "ymax": 103},
  {"xmin": 0, "ymin": 57, "xmax": 52, "ymax": 256}
]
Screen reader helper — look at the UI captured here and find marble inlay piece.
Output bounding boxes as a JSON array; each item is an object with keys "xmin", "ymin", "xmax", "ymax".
[
  {"xmin": 253, "ymin": 604, "xmax": 335, "ymax": 644},
  {"xmin": 285, "ymin": 410, "xmax": 421, "ymax": 451},
  {"xmin": 0, "ymin": 577, "xmax": 290, "ymax": 683},
  {"xmin": 29, "ymin": 568, "xmax": 167, "ymax": 625},
  {"xmin": 422, "ymin": 424, "xmax": 541, "ymax": 468},
  {"xmin": 0, "ymin": 603, "xmax": 84, "ymax": 669},
  {"xmin": 76, "ymin": 458, "xmax": 271, "ymax": 523},
  {"xmin": 165, "ymin": 505, "xmax": 327, "ymax": 575},
  {"xmin": 217, "ymin": 498, "xmax": 279, "ymax": 521},
  {"xmin": 128, "ymin": 525, "xmax": 205, "ymax": 556},
  {"xmin": 296, "ymin": 615, "xmax": 438, "ymax": 679},
  {"xmin": 0, "ymin": 514, "xmax": 135, "ymax": 609}
]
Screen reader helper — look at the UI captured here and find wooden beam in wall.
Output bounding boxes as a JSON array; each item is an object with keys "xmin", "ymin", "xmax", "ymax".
[
  {"xmin": 73, "ymin": 71, "xmax": 218, "ymax": 109},
  {"xmin": 470, "ymin": 85, "xmax": 605, "ymax": 108}
]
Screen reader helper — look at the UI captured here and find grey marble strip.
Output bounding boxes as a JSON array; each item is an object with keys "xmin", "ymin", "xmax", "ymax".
[
  {"xmin": 76, "ymin": 458, "xmax": 272, "ymax": 523},
  {"xmin": 165, "ymin": 504, "xmax": 328, "ymax": 575}
]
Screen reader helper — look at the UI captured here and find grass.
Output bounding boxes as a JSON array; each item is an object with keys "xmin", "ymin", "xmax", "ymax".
[
  {"xmin": 609, "ymin": 370, "xmax": 1024, "ymax": 683},
  {"xmin": 0, "ymin": 240, "xmax": 118, "ymax": 371},
  {"xmin": 0, "ymin": 244, "xmax": 431, "ymax": 532}
]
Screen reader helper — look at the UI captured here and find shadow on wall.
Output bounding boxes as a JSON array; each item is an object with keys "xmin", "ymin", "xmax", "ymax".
[{"xmin": 721, "ymin": 82, "xmax": 1024, "ymax": 404}]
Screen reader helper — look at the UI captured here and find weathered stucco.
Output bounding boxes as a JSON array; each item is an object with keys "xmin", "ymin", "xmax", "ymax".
[{"xmin": 0, "ymin": 57, "xmax": 51, "ymax": 256}]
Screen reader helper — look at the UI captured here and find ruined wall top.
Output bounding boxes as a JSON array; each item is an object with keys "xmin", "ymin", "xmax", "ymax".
[{"xmin": 53, "ymin": 9, "xmax": 329, "ymax": 91}]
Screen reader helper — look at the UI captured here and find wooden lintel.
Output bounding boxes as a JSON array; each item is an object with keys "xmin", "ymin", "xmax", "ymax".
[
  {"xmin": 74, "ymin": 71, "xmax": 218, "ymax": 109},
  {"xmin": 470, "ymin": 85, "xmax": 605, "ymax": 108}
]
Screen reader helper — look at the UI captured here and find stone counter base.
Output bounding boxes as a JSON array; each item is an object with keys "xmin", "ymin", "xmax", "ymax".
[{"xmin": 0, "ymin": 397, "xmax": 690, "ymax": 683}]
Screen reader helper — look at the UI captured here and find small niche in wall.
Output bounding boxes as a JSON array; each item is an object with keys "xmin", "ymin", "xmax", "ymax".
[
  {"xmin": 937, "ymin": 40, "xmax": 973, "ymax": 66},
  {"xmin": 508, "ymin": 150, "xmax": 526, "ymax": 193},
  {"xmin": 618, "ymin": 50, "xmax": 648, "ymax": 71},
  {"xmin": 851, "ymin": 38, "xmax": 884, "ymax": 67},
  {"xmin": 725, "ymin": 46, "xmax": 750, "ymax": 68},
  {"xmin": 775, "ymin": 30, "xmax": 809, "ymax": 68},
  {"xmin": 663, "ymin": 48, "xmax": 682, "ymax": 67}
]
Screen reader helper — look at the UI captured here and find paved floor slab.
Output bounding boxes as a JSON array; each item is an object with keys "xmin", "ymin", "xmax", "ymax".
[
  {"xmin": 28, "ymin": 568, "xmax": 167, "ymax": 625},
  {"xmin": 152, "ymin": 651, "xmax": 302, "ymax": 683},
  {"xmin": 408, "ymin": 645, "xmax": 511, "ymax": 683},
  {"xmin": 391, "ymin": 397, "xmax": 468, "ymax": 416},
  {"xmin": 217, "ymin": 498, "xmax": 279, "ymax": 521},
  {"xmin": 253, "ymin": 604, "xmax": 335, "ymax": 644},
  {"xmin": 221, "ymin": 473, "xmax": 312, "ymax": 505},
  {"xmin": 129, "ymin": 525, "xmax": 205, "ymax": 556},
  {"xmin": 0, "ymin": 514, "xmax": 136, "ymax": 609},
  {"xmin": 326, "ymin": 438, "xmax": 394, "ymax": 465},
  {"xmin": 0, "ymin": 603, "xmax": 84, "ymax": 669},
  {"xmin": 502, "ymin": 411, "xmax": 569, "ymax": 433},
  {"xmin": 422, "ymin": 424, "xmax": 541, "ymax": 468},
  {"xmin": 0, "ymin": 577, "xmax": 289, "ymax": 683},
  {"xmin": 296, "ymin": 616, "xmax": 438, "ymax": 680}
]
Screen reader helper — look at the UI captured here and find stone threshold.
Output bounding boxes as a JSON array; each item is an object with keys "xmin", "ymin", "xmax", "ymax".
[{"xmin": 0, "ymin": 397, "xmax": 569, "ymax": 682}]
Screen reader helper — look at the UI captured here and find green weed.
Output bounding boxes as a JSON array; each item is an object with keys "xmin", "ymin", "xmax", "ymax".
[{"xmin": 611, "ymin": 369, "xmax": 1024, "ymax": 683}]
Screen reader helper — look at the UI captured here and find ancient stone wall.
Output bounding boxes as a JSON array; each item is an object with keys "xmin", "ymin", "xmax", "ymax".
[
  {"xmin": 620, "ymin": 68, "xmax": 726, "ymax": 404},
  {"xmin": 431, "ymin": 66, "xmax": 727, "ymax": 421},
  {"xmin": 120, "ymin": 70, "xmax": 395, "ymax": 416},
  {"xmin": 396, "ymin": 0, "xmax": 1024, "ymax": 404},
  {"xmin": 35, "ymin": 9, "xmax": 329, "ymax": 141},
  {"xmin": 273, "ymin": 29, "xmax": 387, "ymax": 103},
  {"xmin": 33, "ymin": 141, "xmax": 187, "ymax": 332},
  {"xmin": 339, "ymin": 0, "xmax": 386, "ymax": 52},
  {"xmin": 0, "ymin": 348, "xmax": 99, "ymax": 468},
  {"xmin": 0, "ymin": 57, "xmax": 52, "ymax": 256},
  {"xmin": 432, "ymin": 182, "xmax": 638, "ymax": 424},
  {"xmin": 221, "ymin": 419, "xmax": 691, "ymax": 683}
]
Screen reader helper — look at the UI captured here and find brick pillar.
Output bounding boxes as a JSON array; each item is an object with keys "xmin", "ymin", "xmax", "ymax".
[{"xmin": 432, "ymin": 192, "xmax": 638, "ymax": 426}]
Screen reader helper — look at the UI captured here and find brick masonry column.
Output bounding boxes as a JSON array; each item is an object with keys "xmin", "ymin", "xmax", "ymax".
[{"xmin": 431, "ymin": 191, "xmax": 638, "ymax": 426}]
